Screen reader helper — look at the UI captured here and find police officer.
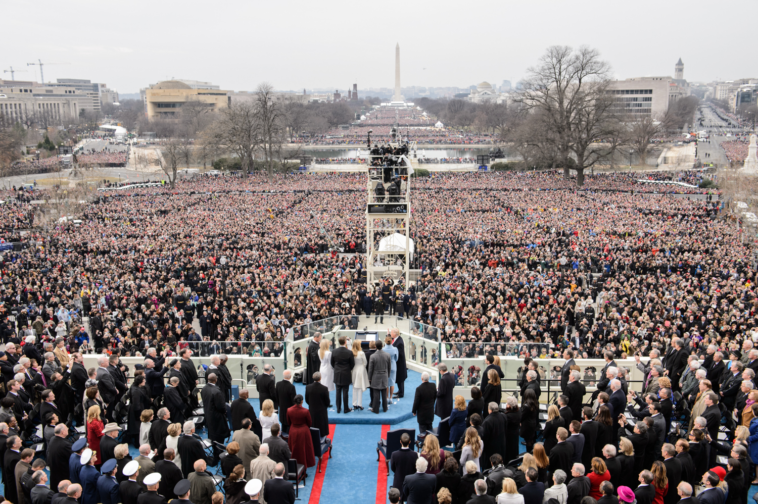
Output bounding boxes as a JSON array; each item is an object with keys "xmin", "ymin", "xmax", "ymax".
[
  {"xmin": 138, "ymin": 473, "xmax": 167, "ymax": 504},
  {"xmin": 96, "ymin": 459, "xmax": 120, "ymax": 504},
  {"xmin": 173, "ymin": 480, "xmax": 192, "ymax": 504}
]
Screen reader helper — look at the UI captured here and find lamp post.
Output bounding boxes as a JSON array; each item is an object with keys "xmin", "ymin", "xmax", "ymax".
[{"xmin": 629, "ymin": 149, "xmax": 634, "ymax": 169}]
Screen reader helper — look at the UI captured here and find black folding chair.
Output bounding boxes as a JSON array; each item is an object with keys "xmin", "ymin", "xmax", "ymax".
[
  {"xmin": 287, "ymin": 458, "xmax": 306, "ymax": 498},
  {"xmin": 310, "ymin": 427, "xmax": 332, "ymax": 473},
  {"xmin": 418, "ymin": 417, "xmax": 450, "ymax": 449},
  {"xmin": 377, "ymin": 428, "xmax": 415, "ymax": 473}
]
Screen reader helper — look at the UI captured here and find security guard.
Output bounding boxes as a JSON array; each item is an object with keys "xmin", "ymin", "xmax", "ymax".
[
  {"xmin": 97, "ymin": 459, "xmax": 120, "ymax": 504},
  {"xmin": 172, "ymin": 480, "xmax": 192, "ymax": 504},
  {"xmin": 119, "ymin": 460, "xmax": 144, "ymax": 504},
  {"xmin": 138, "ymin": 473, "xmax": 167, "ymax": 504}
]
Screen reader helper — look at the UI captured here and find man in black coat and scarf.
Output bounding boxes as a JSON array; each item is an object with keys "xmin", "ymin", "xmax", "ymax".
[
  {"xmin": 217, "ymin": 355, "xmax": 234, "ymax": 402},
  {"xmin": 163, "ymin": 377, "xmax": 186, "ymax": 425},
  {"xmin": 390, "ymin": 328, "xmax": 408, "ymax": 399},
  {"xmin": 481, "ymin": 402, "xmax": 506, "ymax": 471},
  {"xmin": 305, "ymin": 372, "xmax": 330, "ymax": 437},
  {"xmin": 47, "ymin": 426, "xmax": 73, "ymax": 492},
  {"xmin": 275, "ymin": 371, "xmax": 297, "ymax": 434},
  {"xmin": 126, "ymin": 376, "xmax": 151, "ymax": 448},
  {"xmin": 303, "ymin": 333, "xmax": 322, "ymax": 386},
  {"xmin": 435, "ymin": 364, "xmax": 455, "ymax": 420},
  {"xmin": 200, "ymin": 373, "xmax": 231, "ymax": 465}
]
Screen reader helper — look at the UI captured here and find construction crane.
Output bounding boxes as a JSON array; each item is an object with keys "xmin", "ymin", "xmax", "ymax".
[
  {"xmin": 27, "ymin": 59, "xmax": 46, "ymax": 83},
  {"xmin": 3, "ymin": 66, "xmax": 27, "ymax": 81}
]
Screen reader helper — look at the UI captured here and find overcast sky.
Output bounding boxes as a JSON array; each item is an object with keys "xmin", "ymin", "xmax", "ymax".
[{"xmin": 4, "ymin": 0, "xmax": 755, "ymax": 95}]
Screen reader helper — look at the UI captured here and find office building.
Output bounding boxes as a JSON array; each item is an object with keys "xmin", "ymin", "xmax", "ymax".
[
  {"xmin": 0, "ymin": 80, "xmax": 87, "ymax": 126},
  {"xmin": 143, "ymin": 80, "xmax": 229, "ymax": 119},
  {"xmin": 607, "ymin": 59, "xmax": 690, "ymax": 118}
]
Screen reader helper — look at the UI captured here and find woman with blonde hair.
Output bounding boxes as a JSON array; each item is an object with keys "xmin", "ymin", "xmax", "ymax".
[
  {"xmin": 318, "ymin": 339, "xmax": 335, "ymax": 392},
  {"xmin": 351, "ymin": 340, "xmax": 369, "ymax": 410},
  {"xmin": 496, "ymin": 478, "xmax": 524, "ymax": 504},
  {"xmin": 449, "ymin": 395, "xmax": 468, "ymax": 446},
  {"xmin": 513, "ymin": 454, "xmax": 538, "ymax": 487},
  {"xmin": 421, "ymin": 433, "xmax": 446, "ymax": 475},
  {"xmin": 742, "ymin": 390, "xmax": 758, "ymax": 426},
  {"xmin": 618, "ymin": 437, "xmax": 637, "ymax": 489},
  {"xmin": 139, "ymin": 409, "xmax": 154, "ymax": 447},
  {"xmin": 114, "ymin": 443, "xmax": 133, "ymax": 483},
  {"xmin": 165, "ymin": 422, "xmax": 182, "ymax": 471},
  {"xmin": 542, "ymin": 404, "xmax": 564, "ymax": 453},
  {"xmin": 437, "ymin": 488, "xmax": 453, "ymax": 504},
  {"xmin": 481, "ymin": 369, "xmax": 502, "ymax": 420},
  {"xmin": 86, "ymin": 404, "xmax": 104, "ymax": 465},
  {"xmin": 459, "ymin": 427, "xmax": 483, "ymax": 473},
  {"xmin": 259, "ymin": 399, "xmax": 278, "ymax": 441}
]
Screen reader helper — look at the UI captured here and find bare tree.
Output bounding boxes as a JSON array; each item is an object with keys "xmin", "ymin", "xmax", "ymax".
[
  {"xmin": 208, "ymin": 101, "xmax": 260, "ymax": 177},
  {"xmin": 0, "ymin": 120, "xmax": 25, "ymax": 180},
  {"xmin": 624, "ymin": 115, "xmax": 662, "ymax": 166},
  {"xmin": 283, "ymin": 102, "xmax": 310, "ymax": 141},
  {"xmin": 254, "ymin": 83, "xmax": 285, "ymax": 182},
  {"xmin": 157, "ymin": 137, "xmax": 182, "ymax": 188},
  {"xmin": 517, "ymin": 45, "xmax": 620, "ymax": 186},
  {"xmin": 739, "ymin": 103, "xmax": 758, "ymax": 131}
]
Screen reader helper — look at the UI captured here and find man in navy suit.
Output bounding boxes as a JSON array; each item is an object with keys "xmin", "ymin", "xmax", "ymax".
[
  {"xmin": 634, "ymin": 470, "xmax": 656, "ymax": 504},
  {"xmin": 608, "ymin": 379, "xmax": 626, "ymax": 442},
  {"xmin": 402, "ymin": 458, "xmax": 437, "ymax": 504},
  {"xmin": 518, "ymin": 468, "xmax": 545, "ymax": 504},
  {"xmin": 262, "ymin": 463, "xmax": 296, "ymax": 504},
  {"xmin": 697, "ymin": 471, "xmax": 724, "ymax": 504},
  {"xmin": 390, "ymin": 434, "xmax": 418, "ymax": 502}
]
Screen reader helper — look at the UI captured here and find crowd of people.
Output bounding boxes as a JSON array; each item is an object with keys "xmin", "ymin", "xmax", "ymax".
[
  {"xmin": 0, "ymin": 338, "xmax": 310, "ymax": 504},
  {"xmin": 720, "ymin": 140, "xmax": 750, "ymax": 164},
  {"xmin": 75, "ymin": 152, "xmax": 128, "ymax": 168},
  {"xmin": 0, "ymin": 165, "xmax": 753, "ymax": 504},
  {"xmin": 391, "ymin": 343, "xmax": 758, "ymax": 504}
]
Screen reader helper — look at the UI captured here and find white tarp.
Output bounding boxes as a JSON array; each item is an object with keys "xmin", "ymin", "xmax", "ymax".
[{"xmin": 378, "ymin": 233, "xmax": 414, "ymax": 260}]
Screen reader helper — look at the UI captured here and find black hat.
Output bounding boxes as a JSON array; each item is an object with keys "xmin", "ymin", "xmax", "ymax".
[{"xmin": 174, "ymin": 479, "xmax": 191, "ymax": 496}]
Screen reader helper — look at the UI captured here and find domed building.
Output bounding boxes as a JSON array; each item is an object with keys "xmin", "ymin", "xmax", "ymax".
[{"xmin": 468, "ymin": 81, "xmax": 508, "ymax": 104}]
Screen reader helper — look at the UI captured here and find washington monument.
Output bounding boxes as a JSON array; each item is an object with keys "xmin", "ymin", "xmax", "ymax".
[{"xmin": 393, "ymin": 43, "xmax": 403, "ymax": 102}]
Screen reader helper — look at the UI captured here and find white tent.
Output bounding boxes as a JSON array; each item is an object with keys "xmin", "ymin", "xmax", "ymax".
[
  {"xmin": 378, "ymin": 233, "xmax": 414, "ymax": 260},
  {"xmin": 435, "ymin": 121, "xmax": 444, "ymax": 128}
]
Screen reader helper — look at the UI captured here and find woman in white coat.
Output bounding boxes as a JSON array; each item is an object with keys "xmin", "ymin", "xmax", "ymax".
[
  {"xmin": 319, "ymin": 339, "xmax": 335, "ymax": 392},
  {"xmin": 351, "ymin": 340, "xmax": 369, "ymax": 410}
]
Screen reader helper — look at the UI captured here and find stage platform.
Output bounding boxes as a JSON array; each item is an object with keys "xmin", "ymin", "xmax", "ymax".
[{"xmin": 294, "ymin": 369, "xmax": 425, "ymax": 425}]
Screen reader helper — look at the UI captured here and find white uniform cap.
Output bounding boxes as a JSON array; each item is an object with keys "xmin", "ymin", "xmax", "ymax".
[
  {"xmin": 123, "ymin": 460, "xmax": 140, "ymax": 476},
  {"xmin": 80, "ymin": 448, "xmax": 93, "ymax": 465},
  {"xmin": 144, "ymin": 473, "xmax": 162, "ymax": 486}
]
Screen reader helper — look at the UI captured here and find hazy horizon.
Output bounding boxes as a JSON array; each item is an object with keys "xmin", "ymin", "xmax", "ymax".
[{"xmin": 3, "ymin": 0, "xmax": 754, "ymax": 95}]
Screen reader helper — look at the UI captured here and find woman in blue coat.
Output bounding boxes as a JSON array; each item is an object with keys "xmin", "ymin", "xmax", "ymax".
[
  {"xmin": 383, "ymin": 335, "xmax": 399, "ymax": 405},
  {"xmin": 748, "ymin": 410, "xmax": 758, "ymax": 483},
  {"xmin": 449, "ymin": 396, "xmax": 468, "ymax": 447}
]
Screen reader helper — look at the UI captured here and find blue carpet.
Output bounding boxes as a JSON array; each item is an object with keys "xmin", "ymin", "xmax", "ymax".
[
  {"xmin": 318, "ymin": 424, "xmax": 383, "ymax": 503},
  {"xmin": 295, "ymin": 370, "xmax": 423, "ymax": 425}
]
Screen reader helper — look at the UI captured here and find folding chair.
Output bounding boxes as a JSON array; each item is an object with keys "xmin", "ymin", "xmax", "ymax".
[
  {"xmin": 310, "ymin": 427, "xmax": 332, "ymax": 473},
  {"xmin": 287, "ymin": 458, "xmax": 306, "ymax": 498}
]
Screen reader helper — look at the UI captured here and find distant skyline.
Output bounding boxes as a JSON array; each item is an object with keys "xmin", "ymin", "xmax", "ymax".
[{"xmin": 3, "ymin": 0, "xmax": 753, "ymax": 95}]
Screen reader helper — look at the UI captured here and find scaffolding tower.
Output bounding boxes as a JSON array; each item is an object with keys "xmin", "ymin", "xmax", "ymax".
[{"xmin": 365, "ymin": 127, "xmax": 416, "ymax": 291}]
